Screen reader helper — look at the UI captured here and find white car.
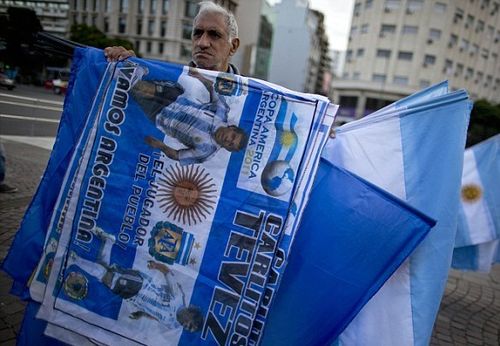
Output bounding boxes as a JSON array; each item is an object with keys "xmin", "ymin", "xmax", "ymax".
[{"xmin": 0, "ymin": 73, "xmax": 15, "ymax": 90}]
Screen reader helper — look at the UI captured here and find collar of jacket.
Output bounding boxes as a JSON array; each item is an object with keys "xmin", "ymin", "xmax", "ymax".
[{"xmin": 188, "ymin": 61, "xmax": 240, "ymax": 75}]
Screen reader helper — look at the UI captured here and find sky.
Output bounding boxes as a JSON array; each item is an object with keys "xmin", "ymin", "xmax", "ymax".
[{"xmin": 268, "ymin": 0, "xmax": 355, "ymax": 51}]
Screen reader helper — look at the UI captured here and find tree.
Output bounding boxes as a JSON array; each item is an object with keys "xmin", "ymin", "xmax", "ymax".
[
  {"xmin": 466, "ymin": 99, "xmax": 500, "ymax": 147},
  {"xmin": 70, "ymin": 24, "xmax": 134, "ymax": 51}
]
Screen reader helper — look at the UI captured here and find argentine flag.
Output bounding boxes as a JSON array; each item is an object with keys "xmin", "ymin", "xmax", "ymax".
[
  {"xmin": 322, "ymin": 84, "xmax": 472, "ymax": 346},
  {"xmin": 452, "ymin": 134, "xmax": 500, "ymax": 272}
]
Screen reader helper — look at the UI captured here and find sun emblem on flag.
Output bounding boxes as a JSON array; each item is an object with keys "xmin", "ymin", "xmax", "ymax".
[
  {"xmin": 461, "ymin": 184, "xmax": 482, "ymax": 203},
  {"xmin": 63, "ymin": 272, "xmax": 88, "ymax": 300},
  {"xmin": 280, "ymin": 131, "xmax": 297, "ymax": 147},
  {"xmin": 156, "ymin": 164, "xmax": 217, "ymax": 225}
]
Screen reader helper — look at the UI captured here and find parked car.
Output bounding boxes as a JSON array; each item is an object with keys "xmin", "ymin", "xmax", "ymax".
[
  {"xmin": 52, "ymin": 78, "xmax": 68, "ymax": 95},
  {"xmin": 0, "ymin": 73, "xmax": 15, "ymax": 90}
]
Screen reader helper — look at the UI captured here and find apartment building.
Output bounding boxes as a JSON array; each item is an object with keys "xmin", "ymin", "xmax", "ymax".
[
  {"xmin": 333, "ymin": 0, "xmax": 500, "ymax": 119},
  {"xmin": 0, "ymin": 0, "xmax": 70, "ymax": 37},
  {"xmin": 268, "ymin": 0, "xmax": 331, "ymax": 95},
  {"xmin": 69, "ymin": 0, "xmax": 239, "ymax": 65}
]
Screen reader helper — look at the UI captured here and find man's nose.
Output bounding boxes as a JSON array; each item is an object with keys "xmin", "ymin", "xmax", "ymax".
[{"xmin": 197, "ymin": 33, "xmax": 211, "ymax": 48}]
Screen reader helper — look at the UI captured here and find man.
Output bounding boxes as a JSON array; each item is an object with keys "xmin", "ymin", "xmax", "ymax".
[
  {"xmin": 66, "ymin": 227, "xmax": 204, "ymax": 332},
  {"xmin": 104, "ymin": 1, "xmax": 240, "ymax": 74},
  {"xmin": 106, "ymin": 1, "xmax": 246, "ymax": 165},
  {"xmin": 0, "ymin": 142, "xmax": 17, "ymax": 193}
]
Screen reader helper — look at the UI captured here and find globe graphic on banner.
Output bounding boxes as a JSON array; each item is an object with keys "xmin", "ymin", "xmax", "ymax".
[{"xmin": 261, "ymin": 160, "xmax": 295, "ymax": 197}]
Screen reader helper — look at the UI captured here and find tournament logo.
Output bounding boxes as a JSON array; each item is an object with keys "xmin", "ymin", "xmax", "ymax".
[
  {"xmin": 63, "ymin": 272, "xmax": 88, "ymax": 300},
  {"xmin": 156, "ymin": 164, "xmax": 217, "ymax": 226},
  {"xmin": 261, "ymin": 160, "xmax": 295, "ymax": 197},
  {"xmin": 215, "ymin": 73, "xmax": 244, "ymax": 96},
  {"xmin": 461, "ymin": 183, "xmax": 482, "ymax": 203},
  {"xmin": 148, "ymin": 221, "xmax": 195, "ymax": 266}
]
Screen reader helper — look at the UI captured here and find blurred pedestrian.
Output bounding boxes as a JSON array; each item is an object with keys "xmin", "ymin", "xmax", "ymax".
[{"xmin": 0, "ymin": 142, "xmax": 18, "ymax": 193}]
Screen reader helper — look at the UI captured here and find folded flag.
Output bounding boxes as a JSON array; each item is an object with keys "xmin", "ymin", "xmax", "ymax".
[
  {"xmin": 261, "ymin": 160, "xmax": 435, "ymax": 345},
  {"xmin": 452, "ymin": 134, "xmax": 500, "ymax": 272},
  {"xmin": 3, "ymin": 47, "xmax": 336, "ymax": 345},
  {"xmin": 322, "ymin": 85, "xmax": 472, "ymax": 346}
]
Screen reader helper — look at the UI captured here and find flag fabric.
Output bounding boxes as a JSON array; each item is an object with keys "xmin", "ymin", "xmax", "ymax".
[
  {"xmin": 452, "ymin": 134, "xmax": 500, "ymax": 272},
  {"xmin": 260, "ymin": 160, "xmax": 435, "ymax": 345},
  {"xmin": 3, "ymin": 47, "xmax": 336, "ymax": 345},
  {"xmin": 322, "ymin": 86, "xmax": 472, "ymax": 346}
]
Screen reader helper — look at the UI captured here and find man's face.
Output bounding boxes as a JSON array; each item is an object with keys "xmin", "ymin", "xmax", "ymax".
[
  {"xmin": 191, "ymin": 12, "xmax": 239, "ymax": 72},
  {"xmin": 215, "ymin": 126, "xmax": 244, "ymax": 152}
]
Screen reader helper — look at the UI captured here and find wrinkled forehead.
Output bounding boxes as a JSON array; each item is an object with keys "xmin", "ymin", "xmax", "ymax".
[{"xmin": 193, "ymin": 11, "xmax": 229, "ymax": 35}]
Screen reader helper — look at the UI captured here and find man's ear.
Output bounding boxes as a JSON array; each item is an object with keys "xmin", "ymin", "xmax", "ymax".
[{"xmin": 230, "ymin": 38, "xmax": 240, "ymax": 56}]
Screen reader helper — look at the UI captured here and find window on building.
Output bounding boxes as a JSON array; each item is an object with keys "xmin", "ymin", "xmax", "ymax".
[
  {"xmin": 419, "ymin": 80, "xmax": 431, "ymax": 88},
  {"xmin": 354, "ymin": 2, "xmax": 361, "ymax": 16},
  {"xmin": 365, "ymin": 0, "xmax": 373, "ymax": 9},
  {"xmin": 135, "ymin": 40, "xmax": 140, "ymax": 51},
  {"xmin": 476, "ymin": 71, "xmax": 483, "ymax": 84},
  {"xmin": 487, "ymin": 25, "xmax": 495, "ymax": 39},
  {"xmin": 353, "ymin": 72, "xmax": 361, "ymax": 80},
  {"xmin": 376, "ymin": 49, "xmax": 391, "ymax": 58},
  {"xmin": 443, "ymin": 59, "xmax": 453, "ymax": 74},
  {"xmin": 434, "ymin": 2, "xmax": 446, "ymax": 13},
  {"xmin": 398, "ymin": 51, "xmax": 413, "ymax": 60},
  {"xmin": 104, "ymin": 0, "xmax": 110, "ymax": 12},
  {"xmin": 161, "ymin": 20, "xmax": 167, "ymax": 37},
  {"xmin": 494, "ymin": 78, "xmax": 500, "ymax": 90},
  {"xmin": 137, "ymin": 19, "xmax": 142, "ymax": 35},
  {"xmin": 365, "ymin": 98, "xmax": 393, "ymax": 115},
  {"xmin": 159, "ymin": 42, "xmax": 164, "ymax": 54},
  {"xmin": 481, "ymin": 48, "xmax": 489, "ymax": 59},
  {"xmin": 346, "ymin": 49, "xmax": 353, "ymax": 61},
  {"xmin": 407, "ymin": 0, "xmax": 423, "ymax": 11},
  {"xmin": 104, "ymin": 17, "xmax": 109, "ymax": 32},
  {"xmin": 83, "ymin": 0, "xmax": 87, "ymax": 10},
  {"xmin": 454, "ymin": 8, "xmax": 464, "ymax": 23},
  {"xmin": 350, "ymin": 26, "xmax": 358, "ymax": 36},
  {"xmin": 146, "ymin": 41, "xmax": 152, "ymax": 53},
  {"xmin": 148, "ymin": 19, "xmax": 155, "ymax": 35},
  {"xmin": 357, "ymin": 48, "xmax": 365, "ymax": 57},
  {"xmin": 423, "ymin": 54, "xmax": 436, "ymax": 66},
  {"xmin": 92, "ymin": 0, "xmax": 97, "ymax": 11},
  {"xmin": 119, "ymin": 0, "xmax": 128, "ymax": 13},
  {"xmin": 182, "ymin": 22, "xmax": 192, "ymax": 39},
  {"xmin": 384, "ymin": 0, "xmax": 401, "ymax": 11},
  {"xmin": 361, "ymin": 24, "xmax": 369, "ymax": 33},
  {"xmin": 185, "ymin": 0, "xmax": 198, "ymax": 18},
  {"xmin": 496, "ymin": 30, "xmax": 500, "ymax": 43},
  {"xmin": 162, "ymin": 0, "xmax": 169, "ymax": 14},
  {"xmin": 486, "ymin": 75, "xmax": 492, "ymax": 87},
  {"xmin": 429, "ymin": 28, "xmax": 442, "ymax": 41},
  {"xmin": 372, "ymin": 74, "xmax": 387, "ymax": 83},
  {"xmin": 455, "ymin": 63, "xmax": 464, "ymax": 77},
  {"xmin": 402, "ymin": 25, "xmax": 418, "ymax": 34},
  {"xmin": 476, "ymin": 20, "xmax": 485, "ymax": 33},
  {"xmin": 92, "ymin": 15, "xmax": 97, "ymax": 26},
  {"xmin": 459, "ymin": 38, "xmax": 469, "ymax": 51},
  {"xmin": 448, "ymin": 34, "xmax": 458, "ymax": 47},
  {"xmin": 481, "ymin": 0, "xmax": 491, "ymax": 9},
  {"xmin": 180, "ymin": 43, "xmax": 191, "ymax": 58},
  {"xmin": 465, "ymin": 67, "xmax": 474, "ymax": 80},
  {"xmin": 82, "ymin": 14, "xmax": 87, "ymax": 23},
  {"xmin": 466, "ymin": 14, "xmax": 475, "ymax": 28},
  {"xmin": 138, "ymin": 0, "xmax": 144, "ymax": 13},
  {"xmin": 394, "ymin": 76, "xmax": 408, "ymax": 85},
  {"xmin": 380, "ymin": 24, "xmax": 396, "ymax": 36},
  {"xmin": 150, "ymin": 0, "xmax": 157, "ymax": 14},
  {"xmin": 470, "ymin": 44, "xmax": 479, "ymax": 56},
  {"xmin": 338, "ymin": 96, "xmax": 358, "ymax": 118},
  {"xmin": 118, "ymin": 17, "xmax": 127, "ymax": 33}
]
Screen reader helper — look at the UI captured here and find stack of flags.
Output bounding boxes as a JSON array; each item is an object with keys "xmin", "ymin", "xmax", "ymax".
[{"xmin": 1, "ymin": 47, "xmax": 480, "ymax": 345}]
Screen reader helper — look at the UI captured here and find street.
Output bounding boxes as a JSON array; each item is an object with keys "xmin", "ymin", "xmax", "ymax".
[{"xmin": 0, "ymin": 86, "xmax": 499, "ymax": 345}]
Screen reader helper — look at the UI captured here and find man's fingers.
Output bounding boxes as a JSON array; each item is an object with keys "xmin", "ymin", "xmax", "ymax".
[{"xmin": 104, "ymin": 46, "xmax": 135, "ymax": 62}]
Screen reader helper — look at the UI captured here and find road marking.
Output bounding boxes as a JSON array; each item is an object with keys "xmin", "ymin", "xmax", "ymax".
[
  {"xmin": 0, "ymin": 92, "xmax": 64, "ymax": 106},
  {"xmin": 0, "ymin": 100, "xmax": 63, "ymax": 112},
  {"xmin": 0, "ymin": 113, "xmax": 60, "ymax": 123},
  {"xmin": 0, "ymin": 135, "xmax": 55, "ymax": 150}
]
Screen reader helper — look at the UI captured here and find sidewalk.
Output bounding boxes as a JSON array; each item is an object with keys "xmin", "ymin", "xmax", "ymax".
[{"xmin": 0, "ymin": 138, "xmax": 499, "ymax": 345}]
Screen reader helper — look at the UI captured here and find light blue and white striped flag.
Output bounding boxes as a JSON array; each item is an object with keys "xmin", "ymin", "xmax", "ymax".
[
  {"xmin": 452, "ymin": 134, "xmax": 500, "ymax": 272},
  {"xmin": 322, "ymin": 84, "xmax": 472, "ymax": 346}
]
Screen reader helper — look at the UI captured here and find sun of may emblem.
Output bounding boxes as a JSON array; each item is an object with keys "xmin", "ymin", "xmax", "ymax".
[
  {"xmin": 156, "ymin": 164, "xmax": 217, "ymax": 225},
  {"xmin": 461, "ymin": 183, "xmax": 482, "ymax": 203}
]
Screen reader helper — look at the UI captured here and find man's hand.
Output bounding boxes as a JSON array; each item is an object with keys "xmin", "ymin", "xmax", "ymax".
[{"xmin": 104, "ymin": 46, "xmax": 136, "ymax": 62}]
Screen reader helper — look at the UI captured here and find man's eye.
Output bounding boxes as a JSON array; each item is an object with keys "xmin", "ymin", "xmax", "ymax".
[
  {"xmin": 208, "ymin": 30, "xmax": 222, "ymax": 39},
  {"xmin": 192, "ymin": 29, "xmax": 203, "ymax": 37}
]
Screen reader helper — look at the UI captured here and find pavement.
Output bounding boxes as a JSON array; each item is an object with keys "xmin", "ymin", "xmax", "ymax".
[{"xmin": 0, "ymin": 137, "xmax": 499, "ymax": 345}]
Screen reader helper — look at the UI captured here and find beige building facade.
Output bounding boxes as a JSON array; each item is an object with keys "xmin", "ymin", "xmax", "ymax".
[
  {"xmin": 69, "ymin": 0, "xmax": 238, "ymax": 65},
  {"xmin": 333, "ymin": 0, "xmax": 500, "ymax": 119}
]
